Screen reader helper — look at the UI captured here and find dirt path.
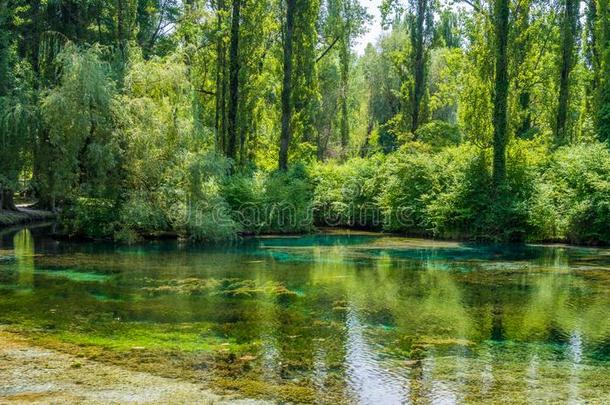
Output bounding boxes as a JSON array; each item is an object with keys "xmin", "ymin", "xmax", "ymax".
[{"xmin": 0, "ymin": 331, "xmax": 268, "ymax": 405}]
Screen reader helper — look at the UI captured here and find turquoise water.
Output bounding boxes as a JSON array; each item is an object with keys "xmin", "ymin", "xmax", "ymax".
[{"xmin": 1, "ymin": 228, "xmax": 610, "ymax": 403}]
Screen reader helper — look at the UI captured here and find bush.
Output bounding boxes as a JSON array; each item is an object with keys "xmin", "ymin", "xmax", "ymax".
[
  {"xmin": 61, "ymin": 198, "xmax": 119, "ymax": 239},
  {"xmin": 415, "ymin": 121, "xmax": 462, "ymax": 149},
  {"xmin": 117, "ymin": 192, "xmax": 168, "ymax": 235},
  {"xmin": 311, "ymin": 157, "xmax": 382, "ymax": 228},
  {"xmin": 223, "ymin": 164, "xmax": 314, "ymax": 234},
  {"xmin": 372, "ymin": 141, "xmax": 538, "ymax": 241},
  {"xmin": 529, "ymin": 143, "xmax": 610, "ymax": 244}
]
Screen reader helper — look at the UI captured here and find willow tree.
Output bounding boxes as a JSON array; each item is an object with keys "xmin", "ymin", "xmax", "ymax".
[
  {"xmin": 39, "ymin": 46, "xmax": 119, "ymax": 208},
  {"xmin": 0, "ymin": 0, "xmax": 18, "ymax": 209}
]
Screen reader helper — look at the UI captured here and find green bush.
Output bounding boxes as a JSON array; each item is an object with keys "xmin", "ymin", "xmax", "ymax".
[
  {"xmin": 377, "ymin": 146, "xmax": 436, "ymax": 233},
  {"xmin": 311, "ymin": 157, "xmax": 382, "ymax": 228},
  {"xmin": 529, "ymin": 143, "xmax": 610, "ymax": 244},
  {"xmin": 372, "ymin": 141, "xmax": 538, "ymax": 241},
  {"xmin": 223, "ymin": 164, "xmax": 314, "ymax": 234},
  {"xmin": 415, "ymin": 121, "xmax": 462, "ymax": 149},
  {"xmin": 61, "ymin": 198, "xmax": 119, "ymax": 239},
  {"xmin": 117, "ymin": 192, "xmax": 168, "ymax": 235}
]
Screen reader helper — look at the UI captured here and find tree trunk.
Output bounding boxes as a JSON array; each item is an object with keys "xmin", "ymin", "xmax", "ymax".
[
  {"xmin": 596, "ymin": 0, "xmax": 610, "ymax": 142},
  {"xmin": 517, "ymin": 91, "xmax": 532, "ymax": 138},
  {"xmin": 515, "ymin": 5, "xmax": 532, "ymax": 138},
  {"xmin": 411, "ymin": 0, "xmax": 428, "ymax": 135},
  {"xmin": 279, "ymin": 0, "xmax": 296, "ymax": 171},
  {"xmin": 360, "ymin": 120, "xmax": 374, "ymax": 158},
  {"xmin": 339, "ymin": 33, "xmax": 350, "ymax": 155},
  {"xmin": 555, "ymin": 0, "xmax": 578, "ymax": 147},
  {"xmin": 1, "ymin": 189, "xmax": 17, "ymax": 211},
  {"xmin": 492, "ymin": 0, "xmax": 510, "ymax": 187},
  {"xmin": 215, "ymin": 0, "xmax": 228, "ymax": 153},
  {"xmin": 226, "ymin": 0, "xmax": 241, "ymax": 162}
]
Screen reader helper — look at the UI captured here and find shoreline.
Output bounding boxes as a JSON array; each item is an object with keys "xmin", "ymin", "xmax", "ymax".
[
  {"xmin": 2, "ymin": 219, "xmax": 608, "ymax": 250},
  {"xmin": 0, "ymin": 328, "xmax": 268, "ymax": 405},
  {"xmin": 0, "ymin": 207, "xmax": 56, "ymax": 229}
]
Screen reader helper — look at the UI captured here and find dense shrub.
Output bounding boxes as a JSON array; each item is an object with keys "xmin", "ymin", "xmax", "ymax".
[
  {"xmin": 311, "ymin": 157, "xmax": 382, "ymax": 228},
  {"xmin": 223, "ymin": 164, "xmax": 314, "ymax": 234},
  {"xmin": 529, "ymin": 143, "xmax": 610, "ymax": 244},
  {"xmin": 330, "ymin": 141, "xmax": 542, "ymax": 241},
  {"xmin": 61, "ymin": 198, "xmax": 120, "ymax": 239}
]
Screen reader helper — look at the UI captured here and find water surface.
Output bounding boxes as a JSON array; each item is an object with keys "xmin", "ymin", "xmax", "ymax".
[{"xmin": 2, "ymin": 228, "xmax": 610, "ymax": 403}]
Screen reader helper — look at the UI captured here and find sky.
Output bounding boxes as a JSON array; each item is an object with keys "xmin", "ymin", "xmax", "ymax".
[{"xmin": 353, "ymin": 0, "xmax": 386, "ymax": 55}]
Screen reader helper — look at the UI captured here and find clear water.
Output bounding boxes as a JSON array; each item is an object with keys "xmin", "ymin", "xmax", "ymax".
[{"xmin": 2, "ymin": 227, "xmax": 610, "ymax": 403}]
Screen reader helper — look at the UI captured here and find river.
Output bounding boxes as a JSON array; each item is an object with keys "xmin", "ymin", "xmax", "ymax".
[{"xmin": 1, "ymin": 227, "xmax": 610, "ymax": 403}]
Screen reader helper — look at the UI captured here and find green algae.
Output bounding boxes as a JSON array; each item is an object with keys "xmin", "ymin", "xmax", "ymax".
[{"xmin": 141, "ymin": 277, "xmax": 299, "ymax": 300}]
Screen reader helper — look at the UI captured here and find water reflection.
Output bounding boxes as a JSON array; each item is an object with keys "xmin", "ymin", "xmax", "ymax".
[
  {"xmin": 13, "ymin": 229, "xmax": 34, "ymax": 290},
  {"xmin": 1, "ymin": 231, "xmax": 610, "ymax": 403}
]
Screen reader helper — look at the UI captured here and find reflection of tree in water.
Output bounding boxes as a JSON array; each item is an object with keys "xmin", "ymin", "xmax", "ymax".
[{"xmin": 13, "ymin": 229, "xmax": 34, "ymax": 289}]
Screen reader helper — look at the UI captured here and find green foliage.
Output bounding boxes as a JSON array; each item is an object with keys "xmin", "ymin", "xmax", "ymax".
[
  {"xmin": 39, "ymin": 45, "xmax": 120, "ymax": 205},
  {"xmin": 223, "ymin": 165, "xmax": 314, "ymax": 234},
  {"xmin": 4, "ymin": 0, "xmax": 610, "ymax": 248},
  {"xmin": 378, "ymin": 143, "xmax": 506, "ymax": 239},
  {"xmin": 61, "ymin": 198, "xmax": 120, "ymax": 240},
  {"xmin": 311, "ymin": 157, "xmax": 382, "ymax": 228},
  {"xmin": 529, "ymin": 143, "xmax": 610, "ymax": 244},
  {"xmin": 415, "ymin": 120, "xmax": 462, "ymax": 148}
]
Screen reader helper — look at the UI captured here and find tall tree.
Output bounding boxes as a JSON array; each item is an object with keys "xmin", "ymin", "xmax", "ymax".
[
  {"xmin": 215, "ymin": 0, "xmax": 229, "ymax": 153},
  {"xmin": 0, "ymin": 0, "xmax": 16, "ymax": 210},
  {"xmin": 332, "ymin": 0, "xmax": 367, "ymax": 154},
  {"xmin": 596, "ymin": 0, "xmax": 610, "ymax": 141},
  {"xmin": 279, "ymin": 0, "xmax": 296, "ymax": 171},
  {"xmin": 513, "ymin": 0, "xmax": 532, "ymax": 138},
  {"xmin": 410, "ymin": 0, "xmax": 433, "ymax": 134},
  {"xmin": 492, "ymin": 0, "xmax": 510, "ymax": 186},
  {"xmin": 381, "ymin": 0, "xmax": 433, "ymax": 136},
  {"xmin": 226, "ymin": 0, "xmax": 242, "ymax": 162},
  {"xmin": 555, "ymin": 0, "xmax": 579, "ymax": 146}
]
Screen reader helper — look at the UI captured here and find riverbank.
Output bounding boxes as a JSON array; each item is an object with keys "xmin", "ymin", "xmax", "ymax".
[
  {"xmin": 0, "ymin": 207, "xmax": 55, "ymax": 228},
  {"xmin": 0, "ymin": 329, "xmax": 267, "ymax": 405}
]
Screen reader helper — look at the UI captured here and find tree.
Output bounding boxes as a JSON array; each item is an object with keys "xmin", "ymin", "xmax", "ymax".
[
  {"xmin": 215, "ymin": 0, "xmax": 229, "ymax": 153},
  {"xmin": 596, "ymin": 0, "xmax": 610, "ymax": 142},
  {"xmin": 512, "ymin": 0, "xmax": 532, "ymax": 138},
  {"xmin": 555, "ymin": 0, "xmax": 579, "ymax": 146},
  {"xmin": 279, "ymin": 0, "xmax": 296, "ymax": 171},
  {"xmin": 0, "ymin": 0, "xmax": 37, "ymax": 210},
  {"xmin": 409, "ymin": 0, "xmax": 433, "ymax": 134},
  {"xmin": 381, "ymin": 0, "xmax": 434, "ymax": 137},
  {"xmin": 322, "ymin": 0, "xmax": 368, "ymax": 154},
  {"xmin": 39, "ymin": 46, "xmax": 119, "ymax": 209},
  {"xmin": 226, "ymin": 0, "xmax": 242, "ymax": 162},
  {"xmin": 492, "ymin": 0, "xmax": 510, "ymax": 186}
]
